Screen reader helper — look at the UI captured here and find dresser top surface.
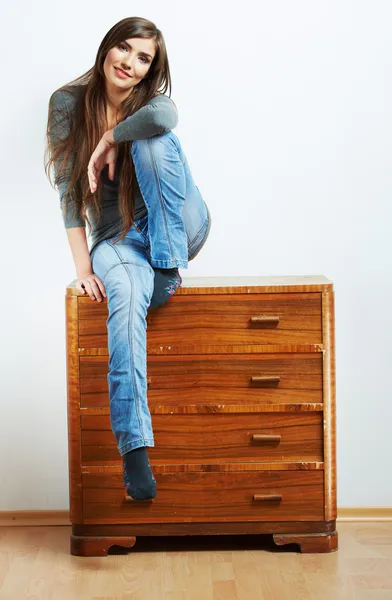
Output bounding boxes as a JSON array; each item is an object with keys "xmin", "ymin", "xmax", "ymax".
[{"xmin": 66, "ymin": 275, "xmax": 333, "ymax": 296}]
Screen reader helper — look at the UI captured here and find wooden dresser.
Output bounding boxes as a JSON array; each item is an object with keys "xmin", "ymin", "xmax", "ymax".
[{"xmin": 66, "ymin": 275, "xmax": 337, "ymax": 556}]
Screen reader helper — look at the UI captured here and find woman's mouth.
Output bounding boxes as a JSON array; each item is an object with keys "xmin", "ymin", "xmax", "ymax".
[{"xmin": 114, "ymin": 67, "xmax": 131, "ymax": 79}]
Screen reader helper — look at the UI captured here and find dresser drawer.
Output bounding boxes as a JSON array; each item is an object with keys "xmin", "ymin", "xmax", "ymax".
[
  {"xmin": 81, "ymin": 412, "xmax": 323, "ymax": 463},
  {"xmin": 79, "ymin": 353, "xmax": 323, "ymax": 409},
  {"xmin": 78, "ymin": 293, "xmax": 322, "ymax": 349},
  {"xmin": 82, "ymin": 470, "xmax": 324, "ymax": 523}
]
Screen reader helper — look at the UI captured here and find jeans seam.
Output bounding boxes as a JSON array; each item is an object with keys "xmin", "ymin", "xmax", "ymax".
[
  {"xmin": 126, "ymin": 261, "xmax": 145, "ymax": 442},
  {"xmin": 187, "ymin": 218, "xmax": 208, "ymax": 250},
  {"xmin": 134, "ymin": 215, "xmax": 149, "ymax": 245},
  {"xmin": 103, "ymin": 261, "xmax": 152, "ymax": 280},
  {"xmin": 104, "ymin": 243, "xmax": 146, "ymax": 442},
  {"xmin": 150, "ymin": 259, "xmax": 188, "ymax": 268},
  {"xmin": 188, "ymin": 211, "xmax": 212, "ymax": 260},
  {"xmin": 102, "ymin": 242, "xmax": 151, "ymax": 280},
  {"xmin": 131, "ymin": 162, "xmax": 150, "ymax": 245},
  {"xmin": 146, "ymin": 138, "xmax": 175, "ymax": 262},
  {"xmin": 108, "ymin": 237, "xmax": 146, "ymax": 250},
  {"xmin": 119, "ymin": 438, "xmax": 155, "ymax": 455},
  {"xmin": 186, "ymin": 201, "xmax": 211, "ymax": 249}
]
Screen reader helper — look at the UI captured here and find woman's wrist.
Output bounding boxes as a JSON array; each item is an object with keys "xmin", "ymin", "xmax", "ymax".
[
  {"xmin": 103, "ymin": 128, "xmax": 116, "ymax": 145},
  {"xmin": 76, "ymin": 261, "xmax": 93, "ymax": 279}
]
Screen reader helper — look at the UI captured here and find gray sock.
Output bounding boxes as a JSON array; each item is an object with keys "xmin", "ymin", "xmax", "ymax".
[
  {"xmin": 122, "ymin": 446, "xmax": 156, "ymax": 501},
  {"xmin": 149, "ymin": 268, "xmax": 182, "ymax": 310}
]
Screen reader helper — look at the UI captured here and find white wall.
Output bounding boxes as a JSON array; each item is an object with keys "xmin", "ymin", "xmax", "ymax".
[{"xmin": 1, "ymin": 0, "xmax": 391, "ymax": 509}]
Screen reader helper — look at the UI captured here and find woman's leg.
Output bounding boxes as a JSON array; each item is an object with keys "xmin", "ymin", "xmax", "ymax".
[
  {"xmin": 131, "ymin": 132, "xmax": 189, "ymax": 269},
  {"xmin": 91, "ymin": 220, "xmax": 156, "ymax": 500},
  {"xmin": 92, "ymin": 129, "xmax": 212, "ymax": 448},
  {"xmin": 132, "ymin": 131, "xmax": 212, "ymax": 308},
  {"xmin": 90, "ymin": 134, "xmax": 212, "ymax": 498},
  {"xmin": 131, "ymin": 130, "xmax": 212, "ymax": 269}
]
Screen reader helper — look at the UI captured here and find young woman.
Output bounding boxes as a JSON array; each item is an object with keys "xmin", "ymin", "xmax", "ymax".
[{"xmin": 45, "ymin": 16, "xmax": 212, "ymax": 501}]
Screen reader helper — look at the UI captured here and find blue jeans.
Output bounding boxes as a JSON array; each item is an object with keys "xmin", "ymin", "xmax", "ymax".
[{"xmin": 90, "ymin": 131, "xmax": 211, "ymax": 456}]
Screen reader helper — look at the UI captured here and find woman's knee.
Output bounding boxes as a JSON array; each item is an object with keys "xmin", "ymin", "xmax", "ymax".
[
  {"xmin": 105, "ymin": 263, "xmax": 154, "ymax": 308},
  {"xmin": 131, "ymin": 131, "xmax": 178, "ymax": 167}
]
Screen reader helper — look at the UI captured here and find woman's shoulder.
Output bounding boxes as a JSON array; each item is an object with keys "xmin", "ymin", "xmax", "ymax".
[{"xmin": 50, "ymin": 85, "xmax": 84, "ymax": 115}]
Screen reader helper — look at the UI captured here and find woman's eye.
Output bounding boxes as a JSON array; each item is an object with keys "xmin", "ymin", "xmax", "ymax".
[{"xmin": 118, "ymin": 44, "xmax": 148, "ymax": 63}]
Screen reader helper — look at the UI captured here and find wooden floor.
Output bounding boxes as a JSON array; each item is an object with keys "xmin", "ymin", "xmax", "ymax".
[{"xmin": 0, "ymin": 522, "xmax": 391, "ymax": 599}]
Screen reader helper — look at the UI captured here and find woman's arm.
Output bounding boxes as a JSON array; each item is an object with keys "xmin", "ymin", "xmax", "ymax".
[
  {"xmin": 49, "ymin": 90, "xmax": 87, "ymax": 230},
  {"xmin": 88, "ymin": 95, "xmax": 178, "ymax": 193},
  {"xmin": 49, "ymin": 90, "xmax": 91, "ymax": 275},
  {"xmin": 112, "ymin": 94, "xmax": 178, "ymax": 143},
  {"xmin": 65, "ymin": 227, "xmax": 93, "ymax": 278}
]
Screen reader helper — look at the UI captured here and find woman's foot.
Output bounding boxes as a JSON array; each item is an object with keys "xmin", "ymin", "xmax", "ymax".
[
  {"xmin": 122, "ymin": 446, "xmax": 156, "ymax": 501},
  {"xmin": 149, "ymin": 267, "xmax": 182, "ymax": 310}
]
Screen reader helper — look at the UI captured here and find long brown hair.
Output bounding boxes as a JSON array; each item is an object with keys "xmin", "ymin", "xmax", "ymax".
[{"xmin": 44, "ymin": 16, "xmax": 173, "ymax": 244}]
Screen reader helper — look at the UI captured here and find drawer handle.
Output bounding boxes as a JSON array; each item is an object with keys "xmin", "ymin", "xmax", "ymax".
[
  {"xmin": 251, "ymin": 375, "xmax": 281, "ymax": 385},
  {"xmin": 250, "ymin": 315, "xmax": 280, "ymax": 325},
  {"xmin": 147, "ymin": 377, "xmax": 152, "ymax": 386},
  {"xmin": 253, "ymin": 494, "xmax": 282, "ymax": 503},
  {"xmin": 252, "ymin": 434, "xmax": 281, "ymax": 444}
]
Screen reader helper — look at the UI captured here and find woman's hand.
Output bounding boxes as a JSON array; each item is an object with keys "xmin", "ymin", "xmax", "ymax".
[
  {"xmin": 76, "ymin": 272, "xmax": 107, "ymax": 302},
  {"xmin": 87, "ymin": 129, "xmax": 117, "ymax": 194}
]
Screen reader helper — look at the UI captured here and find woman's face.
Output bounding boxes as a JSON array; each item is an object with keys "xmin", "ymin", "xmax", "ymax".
[{"xmin": 103, "ymin": 37, "xmax": 157, "ymax": 92}]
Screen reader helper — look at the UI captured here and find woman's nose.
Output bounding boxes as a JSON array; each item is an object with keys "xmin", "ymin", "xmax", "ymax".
[{"xmin": 121, "ymin": 64, "xmax": 132, "ymax": 74}]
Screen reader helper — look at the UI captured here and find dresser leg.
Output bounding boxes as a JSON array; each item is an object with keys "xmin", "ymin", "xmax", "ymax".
[
  {"xmin": 272, "ymin": 530, "xmax": 338, "ymax": 553},
  {"xmin": 71, "ymin": 535, "xmax": 137, "ymax": 556}
]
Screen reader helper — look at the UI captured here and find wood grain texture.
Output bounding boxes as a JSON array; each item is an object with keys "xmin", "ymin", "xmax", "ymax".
[
  {"xmin": 67, "ymin": 274, "xmax": 333, "ymax": 296},
  {"xmin": 79, "ymin": 353, "xmax": 323, "ymax": 409},
  {"xmin": 12, "ymin": 521, "xmax": 392, "ymax": 594},
  {"xmin": 81, "ymin": 403, "xmax": 324, "ymax": 414},
  {"xmin": 79, "ymin": 344, "xmax": 324, "ymax": 356},
  {"xmin": 65, "ymin": 296, "xmax": 83, "ymax": 524},
  {"xmin": 70, "ymin": 535, "xmax": 136, "ymax": 557},
  {"xmin": 82, "ymin": 471, "xmax": 325, "ymax": 523},
  {"xmin": 80, "ymin": 412, "xmax": 324, "ymax": 464},
  {"xmin": 79, "ymin": 293, "xmax": 323, "ymax": 349},
  {"xmin": 65, "ymin": 275, "xmax": 337, "ymax": 554},
  {"xmin": 71, "ymin": 517, "xmax": 339, "ymax": 555},
  {"xmin": 71, "ymin": 519, "xmax": 336, "ymax": 536},
  {"xmin": 273, "ymin": 531, "xmax": 338, "ymax": 553},
  {"xmin": 322, "ymin": 291, "xmax": 337, "ymax": 521},
  {"xmin": 81, "ymin": 463, "xmax": 324, "ymax": 473}
]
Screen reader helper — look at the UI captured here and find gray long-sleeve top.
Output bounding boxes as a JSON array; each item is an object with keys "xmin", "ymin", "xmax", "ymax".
[{"xmin": 49, "ymin": 87, "xmax": 178, "ymax": 255}]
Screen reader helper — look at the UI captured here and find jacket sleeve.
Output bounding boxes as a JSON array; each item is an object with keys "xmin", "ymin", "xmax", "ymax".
[
  {"xmin": 48, "ymin": 90, "xmax": 86, "ymax": 228},
  {"xmin": 113, "ymin": 94, "xmax": 178, "ymax": 143}
]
